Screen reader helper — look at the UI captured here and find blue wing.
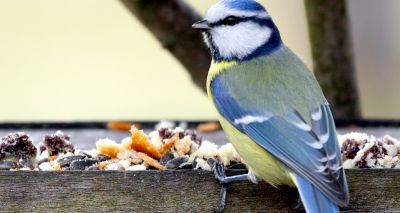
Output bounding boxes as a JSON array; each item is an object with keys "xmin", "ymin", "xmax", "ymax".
[{"xmin": 211, "ymin": 75, "xmax": 349, "ymax": 207}]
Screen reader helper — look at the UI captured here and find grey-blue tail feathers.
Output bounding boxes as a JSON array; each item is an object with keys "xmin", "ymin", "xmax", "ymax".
[{"xmin": 294, "ymin": 175, "xmax": 340, "ymax": 213}]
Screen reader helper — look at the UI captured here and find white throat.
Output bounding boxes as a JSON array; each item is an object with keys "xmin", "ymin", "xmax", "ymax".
[{"xmin": 210, "ymin": 22, "xmax": 272, "ymax": 60}]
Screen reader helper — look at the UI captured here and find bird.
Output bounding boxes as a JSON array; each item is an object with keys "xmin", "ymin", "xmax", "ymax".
[{"xmin": 192, "ymin": 0, "xmax": 349, "ymax": 212}]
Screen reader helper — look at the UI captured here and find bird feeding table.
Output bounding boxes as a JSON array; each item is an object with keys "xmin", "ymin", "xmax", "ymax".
[
  {"xmin": 0, "ymin": 169, "xmax": 399, "ymax": 212},
  {"xmin": 0, "ymin": 121, "xmax": 399, "ymax": 212}
]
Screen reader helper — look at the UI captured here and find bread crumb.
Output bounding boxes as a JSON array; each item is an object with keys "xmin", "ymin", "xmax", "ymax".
[
  {"xmin": 105, "ymin": 162, "xmax": 123, "ymax": 171},
  {"xmin": 98, "ymin": 161, "xmax": 108, "ymax": 169},
  {"xmin": 131, "ymin": 127, "xmax": 162, "ymax": 159},
  {"xmin": 191, "ymin": 140, "xmax": 218, "ymax": 160},
  {"xmin": 96, "ymin": 139, "xmax": 122, "ymax": 159},
  {"xmin": 126, "ymin": 164, "xmax": 147, "ymax": 171},
  {"xmin": 119, "ymin": 160, "xmax": 132, "ymax": 170},
  {"xmin": 39, "ymin": 162, "xmax": 54, "ymax": 171},
  {"xmin": 159, "ymin": 133, "xmax": 178, "ymax": 155},
  {"xmin": 218, "ymin": 143, "xmax": 238, "ymax": 166},
  {"xmin": 137, "ymin": 152, "xmax": 166, "ymax": 170},
  {"xmin": 174, "ymin": 135, "xmax": 192, "ymax": 156},
  {"xmin": 197, "ymin": 122, "xmax": 221, "ymax": 133},
  {"xmin": 121, "ymin": 137, "xmax": 133, "ymax": 151}
]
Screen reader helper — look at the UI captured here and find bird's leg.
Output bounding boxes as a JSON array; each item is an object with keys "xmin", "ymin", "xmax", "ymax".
[
  {"xmin": 291, "ymin": 197, "xmax": 304, "ymax": 211},
  {"xmin": 212, "ymin": 161, "xmax": 252, "ymax": 213},
  {"xmin": 215, "ymin": 185, "xmax": 228, "ymax": 213},
  {"xmin": 213, "ymin": 161, "xmax": 250, "ymax": 184}
]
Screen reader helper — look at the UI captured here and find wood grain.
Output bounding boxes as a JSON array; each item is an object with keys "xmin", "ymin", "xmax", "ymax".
[{"xmin": 0, "ymin": 169, "xmax": 399, "ymax": 212}]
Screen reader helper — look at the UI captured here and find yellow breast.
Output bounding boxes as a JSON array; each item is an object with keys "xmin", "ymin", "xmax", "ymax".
[
  {"xmin": 206, "ymin": 60, "xmax": 237, "ymax": 98},
  {"xmin": 207, "ymin": 60, "xmax": 294, "ymax": 187}
]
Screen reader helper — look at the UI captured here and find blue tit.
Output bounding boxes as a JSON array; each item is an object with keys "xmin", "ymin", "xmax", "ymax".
[{"xmin": 192, "ymin": 0, "xmax": 349, "ymax": 212}]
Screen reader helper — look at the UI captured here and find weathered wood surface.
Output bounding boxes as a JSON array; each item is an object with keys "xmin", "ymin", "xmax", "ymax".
[{"xmin": 0, "ymin": 169, "xmax": 399, "ymax": 212}]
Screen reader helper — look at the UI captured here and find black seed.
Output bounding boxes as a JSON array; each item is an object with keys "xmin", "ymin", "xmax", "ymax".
[
  {"xmin": 192, "ymin": 157, "xmax": 198, "ymax": 168},
  {"xmin": 0, "ymin": 161, "xmax": 18, "ymax": 170},
  {"xmin": 69, "ymin": 159, "xmax": 99, "ymax": 170},
  {"xmin": 228, "ymin": 163, "xmax": 247, "ymax": 170},
  {"xmin": 95, "ymin": 154, "xmax": 111, "ymax": 162},
  {"xmin": 166, "ymin": 157, "xmax": 189, "ymax": 169},
  {"xmin": 229, "ymin": 160, "xmax": 238, "ymax": 166},
  {"xmin": 160, "ymin": 152, "xmax": 174, "ymax": 165},
  {"xmin": 82, "ymin": 152, "xmax": 92, "ymax": 159},
  {"xmin": 58, "ymin": 155, "xmax": 86, "ymax": 167}
]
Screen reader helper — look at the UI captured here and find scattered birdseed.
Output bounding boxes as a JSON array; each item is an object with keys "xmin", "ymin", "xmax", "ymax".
[
  {"xmin": 39, "ymin": 131, "xmax": 74, "ymax": 156},
  {"xmin": 339, "ymin": 132, "xmax": 400, "ymax": 169},
  {"xmin": 0, "ymin": 132, "xmax": 37, "ymax": 160},
  {"xmin": 1, "ymin": 128, "xmax": 398, "ymax": 172}
]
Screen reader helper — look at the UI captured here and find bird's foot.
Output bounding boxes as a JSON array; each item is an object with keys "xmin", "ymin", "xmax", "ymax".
[
  {"xmin": 211, "ymin": 160, "xmax": 250, "ymax": 213},
  {"xmin": 212, "ymin": 160, "xmax": 250, "ymax": 185}
]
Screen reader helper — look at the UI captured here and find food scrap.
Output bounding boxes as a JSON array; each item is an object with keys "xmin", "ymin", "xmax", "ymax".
[
  {"xmin": 107, "ymin": 122, "xmax": 140, "ymax": 131},
  {"xmin": 339, "ymin": 133, "xmax": 400, "ymax": 169},
  {"xmin": 38, "ymin": 131, "xmax": 74, "ymax": 156},
  {"xmin": 0, "ymin": 126, "xmax": 243, "ymax": 171},
  {"xmin": 197, "ymin": 122, "xmax": 221, "ymax": 133},
  {"xmin": 130, "ymin": 126, "xmax": 162, "ymax": 159},
  {"xmin": 0, "ymin": 132, "xmax": 37, "ymax": 161},
  {"xmin": 1, "ymin": 127, "xmax": 399, "ymax": 172}
]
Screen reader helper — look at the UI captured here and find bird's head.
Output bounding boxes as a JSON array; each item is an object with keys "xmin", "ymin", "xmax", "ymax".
[{"xmin": 193, "ymin": 0, "xmax": 282, "ymax": 62}]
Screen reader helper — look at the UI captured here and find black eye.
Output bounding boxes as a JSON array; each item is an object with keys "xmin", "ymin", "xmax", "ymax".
[{"xmin": 222, "ymin": 16, "xmax": 240, "ymax": 26}]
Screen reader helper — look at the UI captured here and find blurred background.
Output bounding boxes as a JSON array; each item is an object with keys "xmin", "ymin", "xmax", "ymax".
[{"xmin": 0, "ymin": 0, "xmax": 399, "ymax": 122}]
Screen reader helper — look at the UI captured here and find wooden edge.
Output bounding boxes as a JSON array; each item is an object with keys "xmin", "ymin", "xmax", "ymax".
[
  {"xmin": 2, "ymin": 120, "xmax": 400, "ymax": 130},
  {"xmin": 0, "ymin": 169, "xmax": 398, "ymax": 212}
]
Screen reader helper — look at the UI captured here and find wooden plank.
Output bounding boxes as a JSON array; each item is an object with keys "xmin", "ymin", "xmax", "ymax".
[{"xmin": 0, "ymin": 169, "xmax": 399, "ymax": 212}]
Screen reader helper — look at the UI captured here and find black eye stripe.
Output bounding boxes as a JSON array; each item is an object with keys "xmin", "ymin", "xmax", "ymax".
[
  {"xmin": 209, "ymin": 16, "xmax": 268, "ymax": 27},
  {"xmin": 209, "ymin": 16, "xmax": 243, "ymax": 27}
]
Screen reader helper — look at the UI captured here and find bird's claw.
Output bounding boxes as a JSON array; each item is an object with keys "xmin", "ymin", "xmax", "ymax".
[
  {"xmin": 211, "ymin": 160, "xmax": 229, "ymax": 213},
  {"xmin": 213, "ymin": 161, "xmax": 229, "ymax": 185}
]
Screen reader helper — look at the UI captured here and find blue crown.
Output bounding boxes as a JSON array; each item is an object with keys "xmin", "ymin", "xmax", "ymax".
[{"xmin": 222, "ymin": 0, "xmax": 266, "ymax": 12}]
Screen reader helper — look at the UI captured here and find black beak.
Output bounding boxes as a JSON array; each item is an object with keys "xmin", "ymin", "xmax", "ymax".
[{"xmin": 192, "ymin": 19, "xmax": 211, "ymax": 31}]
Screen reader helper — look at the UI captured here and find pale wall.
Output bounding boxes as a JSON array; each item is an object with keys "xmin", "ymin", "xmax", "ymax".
[
  {"xmin": 0, "ymin": 0, "xmax": 398, "ymax": 121},
  {"xmin": 348, "ymin": 0, "xmax": 400, "ymax": 118}
]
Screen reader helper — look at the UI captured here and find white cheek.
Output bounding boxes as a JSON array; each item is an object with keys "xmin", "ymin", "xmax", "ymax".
[
  {"xmin": 211, "ymin": 23, "xmax": 272, "ymax": 60},
  {"xmin": 202, "ymin": 33, "xmax": 211, "ymax": 49}
]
